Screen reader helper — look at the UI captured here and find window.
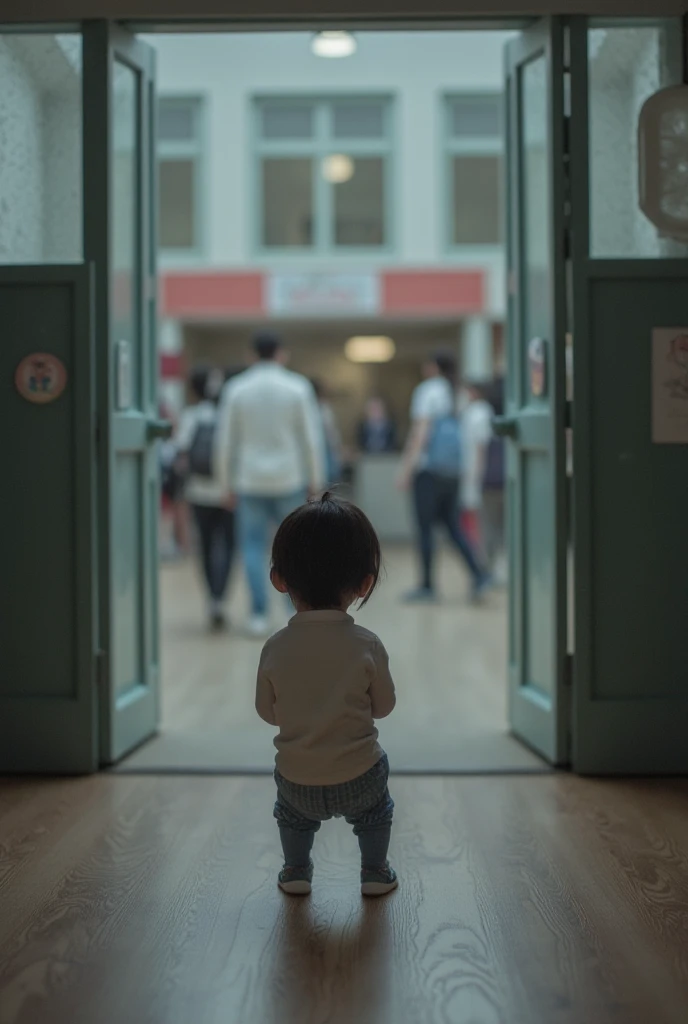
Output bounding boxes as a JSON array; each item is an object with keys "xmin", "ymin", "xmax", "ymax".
[
  {"xmin": 255, "ymin": 97, "xmax": 391, "ymax": 251},
  {"xmin": 157, "ymin": 97, "xmax": 203, "ymax": 252},
  {"xmin": 446, "ymin": 95, "xmax": 503, "ymax": 246}
]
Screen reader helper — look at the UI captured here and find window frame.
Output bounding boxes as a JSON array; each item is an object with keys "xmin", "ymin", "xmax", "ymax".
[
  {"xmin": 157, "ymin": 94, "xmax": 206, "ymax": 262},
  {"xmin": 443, "ymin": 91, "xmax": 504, "ymax": 254},
  {"xmin": 252, "ymin": 93, "xmax": 395, "ymax": 258}
]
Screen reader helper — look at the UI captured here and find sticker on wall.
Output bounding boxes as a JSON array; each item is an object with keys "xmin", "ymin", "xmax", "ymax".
[
  {"xmin": 15, "ymin": 353, "xmax": 68, "ymax": 405},
  {"xmin": 652, "ymin": 328, "xmax": 688, "ymax": 444},
  {"xmin": 528, "ymin": 337, "xmax": 547, "ymax": 397}
]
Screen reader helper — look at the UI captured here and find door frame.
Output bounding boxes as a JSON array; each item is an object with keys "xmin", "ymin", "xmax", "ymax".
[
  {"xmin": 504, "ymin": 16, "xmax": 569, "ymax": 764},
  {"xmin": 83, "ymin": 21, "xmax": 160, "ymax": 764}
]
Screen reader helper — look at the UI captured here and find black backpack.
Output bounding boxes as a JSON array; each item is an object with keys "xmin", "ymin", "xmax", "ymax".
[{"xmin": 188, "ymin": 420, "xmax": 216, "ymax": 478}]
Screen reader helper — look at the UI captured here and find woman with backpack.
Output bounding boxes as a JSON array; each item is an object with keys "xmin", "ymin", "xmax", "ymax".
[
  {"xmin": 177, "ymin": 364, "xmax": 243, "ymax": 630},
  {"xmin": 397, "ymin": 351, "xmax": 490, "ymax": 604}
]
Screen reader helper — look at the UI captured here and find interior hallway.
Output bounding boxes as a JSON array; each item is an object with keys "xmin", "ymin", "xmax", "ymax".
[
  {"xmin": 122, "ymin": 545, "xmax": 544, "ymax": 773},
  {"xmin": 1, "ymin": 772, "xmax": 688, "ymax": 1024}
]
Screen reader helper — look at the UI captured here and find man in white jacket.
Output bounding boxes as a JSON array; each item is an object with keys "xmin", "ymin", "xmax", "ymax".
[{"xmin": 216, "ymin": 332, "xmax": 326, "ymax": 636}]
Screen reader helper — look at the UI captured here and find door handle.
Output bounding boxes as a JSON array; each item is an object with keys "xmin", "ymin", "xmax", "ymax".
[
  {"xmin": 493, "ymin": 415, "xmax": 520, "ymax": 440},
  {"xmin": 147, "ymin": 418, "xmax": 173, "ymax": 441}
]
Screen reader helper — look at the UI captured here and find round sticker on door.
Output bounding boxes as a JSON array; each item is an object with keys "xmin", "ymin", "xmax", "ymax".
[
  {"xmin": 15, "ymin": 353, "xmax": 68, "ymax": 404},
  {"xmin": 528, "ymin": 337, "xmax": 546, "ymax": 397}
]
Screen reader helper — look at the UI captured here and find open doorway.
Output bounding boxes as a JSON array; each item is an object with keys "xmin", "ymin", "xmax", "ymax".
[{"xmin": 115, "ymin": 27, "xmax": 548, "ymax": 774}]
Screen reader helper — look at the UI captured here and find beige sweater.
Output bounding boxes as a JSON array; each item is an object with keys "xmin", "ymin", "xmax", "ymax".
[{"xmin": 255, "ymin": 610, "xmax": 396, "ymax": 785}]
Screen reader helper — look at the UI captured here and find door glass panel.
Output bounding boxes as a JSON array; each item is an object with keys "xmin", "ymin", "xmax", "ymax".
[
  {"xmin": 111, "ymin": 60, "xmax": 140, "ymax": 408},
  {"xmin": 521, "ymin": 54, "xmax": 550, "ymax": 399},
  {"xmin": 113, "ymin": 454, "xmax": 144, "ymax": 697},
  {"xmin": 589, "ymin": 20, "xmax": 688, "ymax": 257},
  {"xmin": 524, "ymin": 455, "xmax": 553, "ymax": 695},
  {"xmin": 0, "ymin": 33, "xmax": 82, "ymax": 264}
]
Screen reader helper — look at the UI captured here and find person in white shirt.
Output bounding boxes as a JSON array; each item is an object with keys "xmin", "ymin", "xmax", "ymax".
[
  {"xmin": 216, "ymin": 332, "xmax": 326, "ymax": 637},
  {"xmin": 397, "ymin": 351, "xmax": 489, "ymax": 603},
  {"xmin": 176, "ymin": 365, "xmax": 242, "ymax": 630},
  {"xmin": 461, "ymin": 378, "xmax": 495, "ymax": 516}
]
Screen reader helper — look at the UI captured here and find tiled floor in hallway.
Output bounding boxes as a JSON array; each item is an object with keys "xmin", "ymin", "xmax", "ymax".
[{"xmin": 122, "ymin": 545, "xmax": 543, "ymax": 772}]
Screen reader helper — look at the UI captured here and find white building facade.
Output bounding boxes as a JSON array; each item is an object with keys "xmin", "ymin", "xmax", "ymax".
[{"xmin": 151, "ymin": 30, "xmax": 512, "ymax": 424}]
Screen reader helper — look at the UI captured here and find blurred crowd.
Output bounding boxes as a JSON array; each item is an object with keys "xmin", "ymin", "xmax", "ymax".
[{"xmin": 160, "ymin": 331, "xmax": 505, "ymax": 634}]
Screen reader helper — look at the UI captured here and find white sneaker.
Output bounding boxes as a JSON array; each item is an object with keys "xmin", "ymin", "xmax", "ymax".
[{"xmin": 244, "ymin": 614, "xmax": 271, "ymax": 639}]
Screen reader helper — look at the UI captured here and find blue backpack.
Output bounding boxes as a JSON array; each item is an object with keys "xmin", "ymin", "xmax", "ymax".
[{"xmin": 426, "ymin": 413, "xmax": 462, "ymax": 477}]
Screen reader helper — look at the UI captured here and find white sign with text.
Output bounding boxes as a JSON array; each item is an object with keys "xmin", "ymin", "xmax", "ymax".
[
  {"xmin": 267, "ymin": 273, "xmax": 380, "ymax": 316},
  {"xmin": 652, "ymin": 328, "xmax": 688, "ymax": 444}
]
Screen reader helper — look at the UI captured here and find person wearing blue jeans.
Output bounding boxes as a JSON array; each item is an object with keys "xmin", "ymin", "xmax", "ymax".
[
  {"xmin": 239, "ymin": 491, "xmax": 306, "ymax": 623},
  {"xmin": 214, "ymin": 331, "xmax": 326, "ymax": 637}
]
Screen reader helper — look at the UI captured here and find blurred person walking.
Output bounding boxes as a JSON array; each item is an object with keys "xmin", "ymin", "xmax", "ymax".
[
  {"xmin": 480, "ymin": 378, "xmax": 506, "ymax": 580},
  {"xmin": 358, "ymin": 396, "xmax": 397, "ymax": 454},
  {"xmin": 397, "ymin": 351, "xmax": 490, "ymax": 604},
  {"xmin": 460, "ymin": 378, "xmax": 495, "ymax": 551},
  {"xmin": 311, "ymin": 378, "xmax": 344, "ymax": 486},
  {"xmin": 216, "ymin": 332, "xmax": 326, "ymax": 637},
  {"xmin": 177, "ymin": 365, "xmax": 242, "ymax": 630}
]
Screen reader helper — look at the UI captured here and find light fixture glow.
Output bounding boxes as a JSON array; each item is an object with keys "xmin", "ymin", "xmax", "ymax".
[
  {"xmin": 345, "ymin": 336, "xmax": 396, "ymax": 364},
  {"xmin": 322, "ymin": 154, "xmax": 355, "ymax": 184},
  {"xmin": 311, "ymin": 31, "xmax": 357, "ymax": 59}
]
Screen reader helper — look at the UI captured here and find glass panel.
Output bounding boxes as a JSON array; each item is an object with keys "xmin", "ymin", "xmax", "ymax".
[
  {"xmin": 589, "ymin": 21, "xmax": 688, "ymax": 257},
  {"xmin": 452, "ymin": 154, "xmax": 501, "ymax": 244},
  {"xmin": 333, "ymin": 156, "xmax": 385, "ymax": 247},
  {"xmin": 332, "ymin": 101, "xmax": 385, "ymax": 139},
  {"xmin": 158, "ymin": 99, "xmax": 196, "ymax": 142},
  {"xmin": 113, "ymin": 454, "xmax": 144, "ymax": 696},
  {"xmin": 0, "ymin": 33, "xmax": 82, "ymax": 264},
  {"xmin": 262, "ymin": 157, "xmax": 313, "ymax": 246},
  {"xmin": 521, "ymin": 53, "xmax": 550, "ymax": 399},
  {"xmin": 159, "ymin": 158, "xmax": 195, "ymax": 248},
  {"xmin": 111, "ymin": 60, "xmax": 140, "ymax": 407},
  {"xmin": 449, "ymin": 95, "xmax": 501, "ymax": 138},
  {"xmin": 261, "ymin": 102, "xmax": 313, "ymax": 140},
  {"xmin": 524, "ymin": 454, "xmax": 553, "ymax": 695}
]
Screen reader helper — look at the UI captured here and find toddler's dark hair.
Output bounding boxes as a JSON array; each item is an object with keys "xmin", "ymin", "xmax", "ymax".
[{"xmin": 271, "ymin": 493, "xmax": 381, "ymax": 610}]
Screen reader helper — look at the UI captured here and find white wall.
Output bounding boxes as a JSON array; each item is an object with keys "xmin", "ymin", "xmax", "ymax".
[
  {"xmin": 149, "ymin": 31, "xmax": 511, "ymax": 315},
  {"xmin": 0, "ymin": 35, "xmax": 82, "ymax": 264}
]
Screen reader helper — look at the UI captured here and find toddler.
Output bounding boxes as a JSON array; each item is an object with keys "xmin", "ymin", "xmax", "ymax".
[{"xmin": 255, "ymin": 493, "xmax": 398, "ymax": 897}]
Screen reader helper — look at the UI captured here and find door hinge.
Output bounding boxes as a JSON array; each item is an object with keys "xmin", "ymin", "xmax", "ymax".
[
  {"xmin": 563, "ymin": 654, "xmax": 574, "ymax": 687},
  {"xmin": 96, "ymin": 649, "xmax": 108, "ymax": 691},
  {"xmin": 564, "ymin": 400, "xmax": 573, "ymax": 429}
]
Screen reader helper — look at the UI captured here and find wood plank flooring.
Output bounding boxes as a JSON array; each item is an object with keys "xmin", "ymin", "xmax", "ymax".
[
  {"xmin": 2, "ymin": 774, "xmax": 688, "ymax": 1024},
  {"xmin": 124, "ymin": 546, "xmax": 544, "ymax": 772}
]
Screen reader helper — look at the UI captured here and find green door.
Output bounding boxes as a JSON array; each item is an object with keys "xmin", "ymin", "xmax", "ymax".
[
  {"xmin": 501, "ymin": 19, "xmax": 569, "ymax": 764},
  {"xmin": 569, "ymin": 18, "xmax": 688, "ymax": 773},
  {"xmin": 0, "ymin": 266, "xmax": 97, "ymax": 773},
  {"xmin": 85, "ymin": 25, "xmax": 164, "ymax": 764}
]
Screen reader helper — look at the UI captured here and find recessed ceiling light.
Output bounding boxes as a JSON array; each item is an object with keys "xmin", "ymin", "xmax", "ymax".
[
  {"xmin": 311, "ymin": 31, "xmax": 357, "ymax": 59},
  {"xmin": 322, "ymin": 154, "xmax": 355, "ymax": 184},
  {"xmin": 345, "ymin": 336, "xmax": 396, "ymax": 363}
]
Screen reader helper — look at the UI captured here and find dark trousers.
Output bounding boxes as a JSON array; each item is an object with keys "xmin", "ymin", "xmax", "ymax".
[
  {"xmin": 413, "ymin": 470, "xmax": 484, "ymax": 590},
  {"xmin": 191, "ymin": 504, "xmax": 235, "ymax": 602}
]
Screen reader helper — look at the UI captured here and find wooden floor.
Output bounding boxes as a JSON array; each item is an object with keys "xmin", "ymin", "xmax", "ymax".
[
  {"xmin": 1, "ymin": 773, "xmax": 688, "ymax": 1024},
  {"xmin": 124, "ymin": 546, "xmax": 543, "ymax": 772}
]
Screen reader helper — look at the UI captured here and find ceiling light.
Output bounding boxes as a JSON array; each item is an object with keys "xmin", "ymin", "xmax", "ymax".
[
  {"xmin": 322, "ymin": 154, "xmax": 354, "ymax": 184},
  {"xmin": 311, "ymin": 31, "xmax": 357, "ymax": 59},
  {"xmin": 345, "ymin": 336, "xmax": 396, "ymax": 363}
]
